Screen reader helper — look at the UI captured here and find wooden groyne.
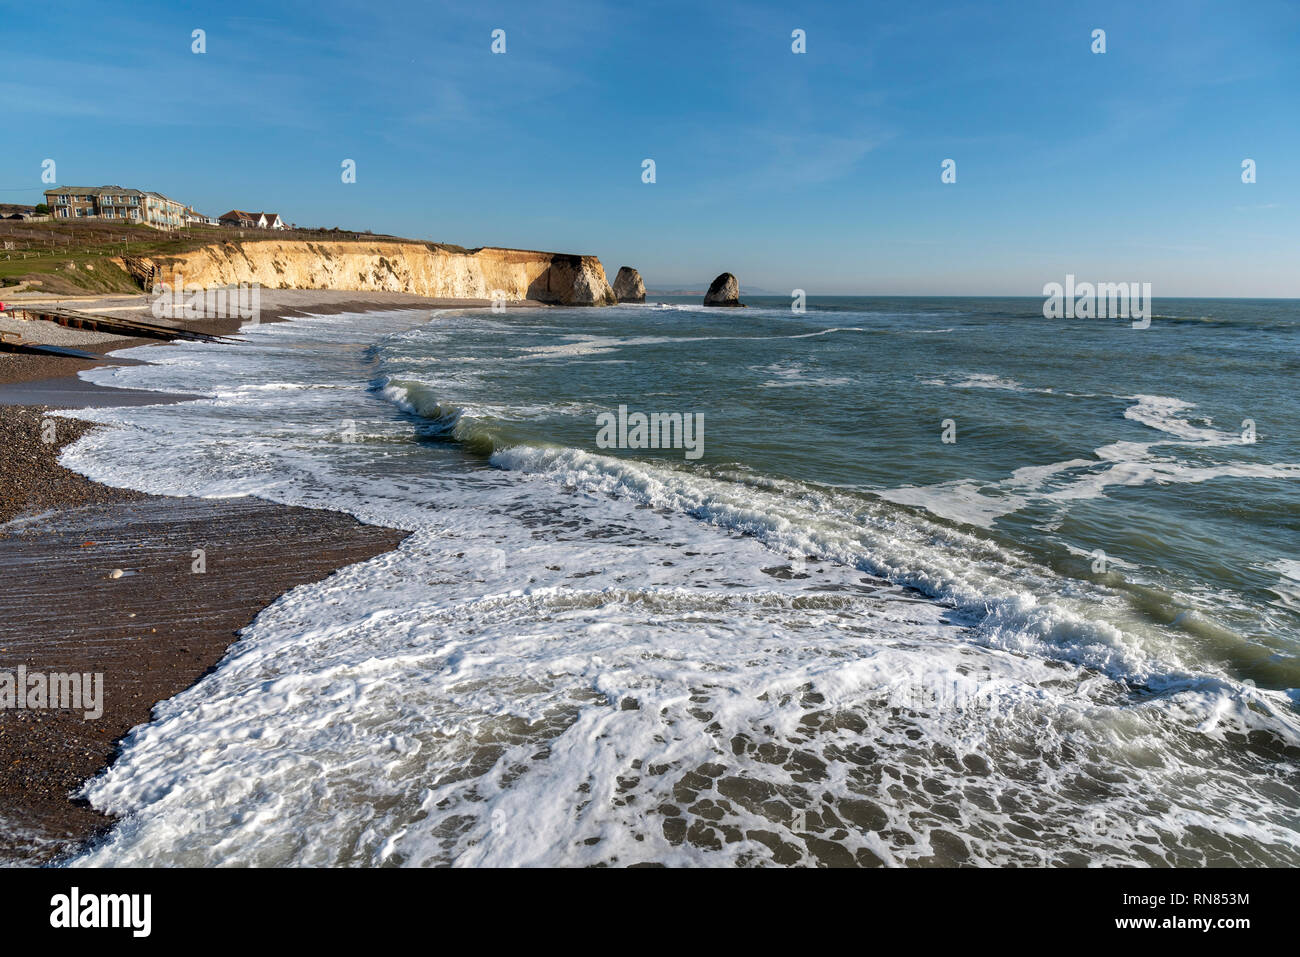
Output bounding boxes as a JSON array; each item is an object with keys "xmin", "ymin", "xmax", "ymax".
[
  {"xmin": 8, "ymin": 306, "xmax": 241, "ymax": 345},
  {"xmin": 0, "ymin": 329, "xmax": 100, "ymax": 359}
]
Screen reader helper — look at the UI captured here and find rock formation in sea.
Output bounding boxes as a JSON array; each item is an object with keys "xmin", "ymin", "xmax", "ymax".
[
  {"xmin": 703, "ymin": 273, "xmax": 743, "ymax": 307},
  {"xmin": 613, "ymin": 266, "xmax": 646, "ymax": 303}
]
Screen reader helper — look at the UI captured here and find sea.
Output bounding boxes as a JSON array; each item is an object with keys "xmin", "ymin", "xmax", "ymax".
[{"xmin": 48, "ymin": 295, "xmax": 1300, "ymax": 866}]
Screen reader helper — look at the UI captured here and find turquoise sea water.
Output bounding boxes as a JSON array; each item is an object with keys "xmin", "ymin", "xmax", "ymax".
[{"xmin": 47, "ymin": 296, "xmax": 1300, "ymax": 866}]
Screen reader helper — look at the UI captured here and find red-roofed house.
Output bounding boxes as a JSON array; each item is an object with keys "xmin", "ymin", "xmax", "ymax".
[
  {"xmin": 219, "ymin": 209, "xmax": 287, "ymax": 229},
  {"xmin": 219, "ymin": 209, "xmax": 258, "ymax": 228}
]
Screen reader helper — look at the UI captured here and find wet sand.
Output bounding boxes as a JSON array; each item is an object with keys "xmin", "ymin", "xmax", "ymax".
[
  {"xmin": 0, "ymin": 378, "xmax": 199, "ymax": 409},
  {"xmin": 0, "ymin": 488, "xmax": 407, "ymax": 863},
  {"xmin": 0, "ymin": 291, "xmax": 459, "ymax": 863}
]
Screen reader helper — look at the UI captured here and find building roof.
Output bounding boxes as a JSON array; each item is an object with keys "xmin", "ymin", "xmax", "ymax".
[
  {"xmin": 217, "ymin": 210, "xmax": 285, "ymax": 225},
  {"xmin": 45, "ymin": 185, "xmax": 145, "ymax": 196},
  {"xmin": 44, "ymin": 186, "xmax": 185, "ymax": 205}
]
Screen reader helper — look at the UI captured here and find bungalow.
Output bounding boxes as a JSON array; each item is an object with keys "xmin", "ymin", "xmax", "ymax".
[
  {"xmin": 219, "ymin": 209, "xmax": 258, "ymax": 228},
  {"xmin": 218, "ymin": 209, "xmax": 287, "ymax": 229}
]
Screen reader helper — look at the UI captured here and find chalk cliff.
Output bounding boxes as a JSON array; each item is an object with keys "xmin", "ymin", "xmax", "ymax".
[
  {"xmin": 116, "ymin": 240, "xmax": 617, "ymax": 306},
  {"xmin": 613, "ymin": 266, "xmax": 646, "ymax": 303}
]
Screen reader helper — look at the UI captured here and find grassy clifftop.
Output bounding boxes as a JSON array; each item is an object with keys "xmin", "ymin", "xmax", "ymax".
[{"xmin": 0, "ymin": 220, "xmax": 463, "ymax": 296}]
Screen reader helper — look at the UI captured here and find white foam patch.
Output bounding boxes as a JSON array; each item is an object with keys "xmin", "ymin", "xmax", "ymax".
[
  {"xmin": 879, "ymin": 393, "xmax": 1297, "ymax": 528},
  {"xmin": 1123, "ymin": 394, "xmax": 1242, "ymax": 444},
  {"xmin": 489, "ymin": 445, "xmax": 1292, "ymax": 702},
  {"xmin": 921, "ymin": 372, "xmax": 1037, "ymax": 392},
  {"xmin": 1269, "ymin": 560, "xmax": 1300, "ymax": 613},
  {"xmin": 757, "ymin": 362, "xmax": 853, "ymax": 389}
]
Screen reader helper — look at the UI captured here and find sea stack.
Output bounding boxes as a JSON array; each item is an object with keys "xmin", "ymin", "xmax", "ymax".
[
  {"xmin": 613, "ymin": 266, "xmax": 646, "ymax": 303},
  {"xmin": 703, "ymin": 272, "xmax": 743, "ymax": 307}
]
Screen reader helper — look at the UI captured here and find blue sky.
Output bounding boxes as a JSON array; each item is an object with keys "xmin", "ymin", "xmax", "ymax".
[{"xmin": 3, "ymin": 0, "xmax": 1297, "ymax": 295}]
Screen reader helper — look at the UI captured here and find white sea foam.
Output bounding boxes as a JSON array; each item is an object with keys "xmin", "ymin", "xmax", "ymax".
[
  {"xmin": 879, "ymin": 393, "xmax": 1297, "ymax": 527},
  {"xmin": 1123, "ymin": 394, "xmax": 1242, "ymax": 444},
  {"xmin": 757, "ymin": 362, "xmax": 853, "ymax": 388},
  {"xmin": 512, "ymin": 327, "xmax": 872, "ymax": 361},
  {"xmin": 488, "ymin": 444, "xmax": 1289, "ymax": 700},
  {"xmin": 920, "ymin": 372, "xmax": 1034, "ymax": 392},
  {"xmin": 1269, "ymin": 560, "xmax": 1300, "ymax": 613}
]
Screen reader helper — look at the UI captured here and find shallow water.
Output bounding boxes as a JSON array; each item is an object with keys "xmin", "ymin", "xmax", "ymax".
[{"xmin": 54, "ymin": 296, "xmax": 1300, "ymax": 866}]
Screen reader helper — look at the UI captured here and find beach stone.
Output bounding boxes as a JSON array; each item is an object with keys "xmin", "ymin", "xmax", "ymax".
[
  {"xmin": 613, "ymin": 266, "xmax": 646, "ymax": 303},
  {"xmin": 109, "ymin": 569, "xmax": 124, "ymax": 579},
  {"xmin": 703, "ymin": 273, "xmax": 742, "ymax": 307}
]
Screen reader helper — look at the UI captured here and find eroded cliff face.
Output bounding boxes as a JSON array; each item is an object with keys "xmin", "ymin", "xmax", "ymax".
[{"xmin": 117, "ymin": 240, "xmax": 617, "ymax": 306}]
